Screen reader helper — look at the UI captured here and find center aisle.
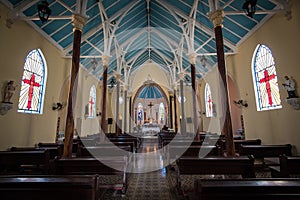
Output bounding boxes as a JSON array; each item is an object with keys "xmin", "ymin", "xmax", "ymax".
[{"xmin": 101, "ymin": 137, "xmax": 179, "ymax": 200}]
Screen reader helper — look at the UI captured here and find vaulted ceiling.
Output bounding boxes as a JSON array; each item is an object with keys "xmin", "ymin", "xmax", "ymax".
[{"xmin": 3, "ymin": 0, "xmax": 290, "ymax": 86}]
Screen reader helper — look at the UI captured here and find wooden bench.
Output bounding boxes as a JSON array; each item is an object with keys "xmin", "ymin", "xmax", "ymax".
[
  {"xmin": 0, "ymin": 150, "xmax": 50, "ymax": 175},
  {"xmin": 53, "ymin": 157, "xmax": 128, "ymax": 195},
  {"xmin": 0, "ymin": 175, "xmax": 100, "ymax": 200},
  {"xmin": 194, "ymin": 178, "xmax": 300, "ymax": 199},
  {"xmin": 220, "ymin": 139, "xmax": 261, "ymax": 153},
  {"xmin": 76, "ymin": 145, "xmax": 132, "ymax": 157},
  {"xmin": 239, "ymin": 144, "xmax": 292, "ymax": 168},
  {"xmin": 270, "ymin": 155, "xmax": 300, "ymax": 178},
  {"xmin": 95, "ymin": 141, "xmax": 135, "ymax": 153},
  {"xmin": 10, "ymin": 146, "xmax": 62, "ymax": 159},
  {"xmin": 169, "ymin": 145, "xmax": 221, "ymax": 159},
  {"xmin": 107, "ymin": 138, "xmax": 138, "ymax": 152},
  {"xmin": 38, "ymin": 142, "xmax": 79, "ymax": 155},
  {"xmin": 176, "ymin": 156, "xmax": 255, "ymax": 193}
]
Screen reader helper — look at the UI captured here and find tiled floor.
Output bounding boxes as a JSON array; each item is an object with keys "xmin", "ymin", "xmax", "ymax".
[
  {"xmin": 100, "ymin": 137, "xmax": 179, "ymax": 200},
  {"xmin": 99, "ymin": 136, "xmax": 273, "ymax": 199}
]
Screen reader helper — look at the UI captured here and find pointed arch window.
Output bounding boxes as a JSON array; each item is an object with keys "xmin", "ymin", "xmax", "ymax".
[
  {"xmin": 18, "ymin": 49, "xmax": 47, "ymax": 114},
  {"xmin": 88, "ymin": 85, "xmax": 96, "ymax": 118},
  {"xmin": 137, "ymin": 103, "xmax": 143, "ymax": 123},
  {"xmin": 159, "ymin": 102, "xmax": 165, "ymax": 124},
  {"xmin": 205, "ymin": 83, "xmax": 213, "ymax": 117},
  {"xmin": 252, "ymin": 44, "xmax": 282, "ymax": 111}
]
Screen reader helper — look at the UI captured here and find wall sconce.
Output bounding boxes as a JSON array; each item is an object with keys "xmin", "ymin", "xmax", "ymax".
[
  {"xmin": 37, "ymin": 1, "xmax": 52, "ymax": 23},
  {"xmin": 96, "ymin": 112, "xmax": 101, "ymax": 117},
  {"xmin": 242, "ymin": 0, "xmax": 257, "ymax": 18},
  {"xmin": 52, "ymin": 102, "xmax": 63, "ymax": 111},
  {"xmin": 233, "ymin": 100, "xmax": 248, "ymax": 108}
]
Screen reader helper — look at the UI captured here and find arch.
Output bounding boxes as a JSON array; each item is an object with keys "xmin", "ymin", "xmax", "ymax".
[
  {"xmin": 252, "ymin": 44, "xmax": 282, "ymax": 111},
  {"xmin": 18, "ymin": 49, "xmax": 47, "ymax": 114},
  {"xmin": 132, "ymin": 81, "xmax": 169, "ymax": 125}
]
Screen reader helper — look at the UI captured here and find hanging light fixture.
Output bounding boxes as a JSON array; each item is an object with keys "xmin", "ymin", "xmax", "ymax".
[
  {"xmin": 242, "ymin": 0, "xmax": 257, "ymax": 18},
  {"xmin": 37, "ymin": 1, "xmax": 52, "ymax": 23}
]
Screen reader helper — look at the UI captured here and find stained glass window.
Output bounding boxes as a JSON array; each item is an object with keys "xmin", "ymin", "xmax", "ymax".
[
  {"xmin": 252, "ymin": 44, "xmax": 282, "ymax": 111},
  {"xmin": 137, "ymin": 103, "xmax": 143, "ymax": 123},
  {"xmin": 18, "ymin": 49, "xmax": 47, "ymax": 114},
  {"xmin": 205, "ymin": 83, "xmax": 213, "ymax": 117},
  {"xmin": 159, "ymin": 102, "xmax": 165, "ymax": 124},
  {"xmin": 88, "ymin": 85, "xmax": 96, "ymax": 118}
]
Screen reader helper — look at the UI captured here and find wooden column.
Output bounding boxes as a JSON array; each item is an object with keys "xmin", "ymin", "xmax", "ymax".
[
  {"xmin": 115, "ymin": 74, "xmax": 121, "ymax": 135},
  {"xmin": 129, "ymin": 96, "xmax": 132, "ymax": 133},
  {"xmin": 100, "ymin": 56, "xmax": 109, "ymax": 140},
  {"xmin": 123, "ymin": 89, "xmax": 128, "ymax": 133},
  {"xmin": 179, "ymin": 73, "xmax": 186, "ymax": 136},
  {"xmin": 169, "ymin": 93, "xmax": 173, "ymax": 129},
  {"xmin": 189, "ymin": 53, "xmax": 199, "ymax": 135},
  {"xmin": 209, "ymin": 10, "xmax": 235, "ymax": 156},
  {"xmin": 173, "ymin": 88, "xmax": 178, "ymax": 133},
  {"xmin": 63, "ymin": 14, "xmax": 86, "ymax": 158}
]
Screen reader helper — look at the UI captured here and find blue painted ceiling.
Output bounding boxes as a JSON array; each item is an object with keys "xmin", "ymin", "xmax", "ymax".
[
  {"xmin": 137, "ymin": 84, "xmax": 163, "ymax": 99},
  {"xmin": 4, "ymin": 0, "xmax": 284, "ymax": 84}
]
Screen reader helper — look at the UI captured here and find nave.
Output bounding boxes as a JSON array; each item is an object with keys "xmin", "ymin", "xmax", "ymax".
[{"xmin": 1, "ymin": 132, "xmax": 300, "ymax": 200}]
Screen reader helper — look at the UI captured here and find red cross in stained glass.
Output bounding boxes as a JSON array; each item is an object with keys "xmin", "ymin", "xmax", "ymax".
[
  {"xmin": 89, "ymin": 98, "xmax": 94, "ymax": 116},
  {"xmin": 259, "ymin": 70, "xmax": 276, "ymax": 106},
  {"xmin": 208, "ymin": 96, "xmax": 212, "ymax": 114},
  {"xmin": 23, "ymin": 74, "xmax": 40, "ymax": 109}
]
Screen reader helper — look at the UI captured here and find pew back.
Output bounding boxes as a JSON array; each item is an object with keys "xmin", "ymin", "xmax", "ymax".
[
  {"xmin": 0, "ymin": 175, "xmax": 100, "ymax": 200},
  {"xmin": 194, "ymin": 179, "xmax": 300, "ymax": 200},
  {"xmin": 0, "ymin": 150, "xmax": 50, "ymax": 174}
]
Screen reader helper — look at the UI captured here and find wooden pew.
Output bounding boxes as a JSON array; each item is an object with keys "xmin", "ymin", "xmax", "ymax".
[
  {"xmin": 107, "ymin": 138, "xmax": 138, "ymax": 152},
  {"xmin": 76, "ymin": 145, "xmax": 132, "ymax": 157},
  {"xmin": 53, "ymin": 157, "xmax": 128, "ymax": 195},
  {"xmin": 220, "ymin": 139, "xmax": 261, "ymax": 153},
  {"xmin": 0, "ymin": 175, "xmax": 100, "ymax": 200},
  {"xmin": 38, "ymin": 142, "xmax": 78, "ymax": 155},
  {"xmin": 95, "ymin": 141, "xmax": 135, "ymax": 153},
  {"xmin": 169, "ymin": 146, "xmax": 221, "ymax": 159},
  {"xmin": 176, "ymin": 156, "xmax": 255, "ymax": 193},
  {"xmin": 10, "ymin": 146, "xmax": 62, "ymax": 159},
  {"xmin": 239, "ymin": 144, "xmax": 292, "ymax": 168},
  {"xmin": 0, "ymin": 150, "xmax": 50, "ymax": 175},
  {"xmin": 270, "ymin": 155, "xmax": 300, "ymax": 178},
  {"xmin": 194, "ymin": 178, "xmax": 300, "ymax": 200}
]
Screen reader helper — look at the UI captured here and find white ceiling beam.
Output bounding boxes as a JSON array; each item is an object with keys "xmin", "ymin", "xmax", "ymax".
[
  {"xmin": 220, "ymin": 0, "xmax": 234, "ymax": 10},
  {"xmin": 20, "ymin": 16, "xmax": 72, "ymax": 20},
  {"xmin": 57, "ymin": 0, "xmax": 76, "ymax": 13},
  {"xmin": 224, "ymin": 9, "xmax": 287, "ymax": 15},
  {"xmin": 159, "ymin": 0, "xmax": 237, "ymax": 52}
]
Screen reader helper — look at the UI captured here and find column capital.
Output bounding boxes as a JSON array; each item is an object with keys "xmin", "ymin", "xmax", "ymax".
[
  {"xmin": 209, "ymin": 9, "xmax": 224, "ymax": 28},
  {"xmin": 102, "ymin": 55, "xmax": 110, "ymax": 67},
  {"xmin": 115, "ymin": 73, "xmax": 121, "ymax": 81},
  {"xmin": 72, "ymin": 13, "xmax": 86, "ymax": 32},
  {"xmin": 123, "ymin": 84, "xmax": 128, "ymax": 91},
  {"xmin": 188, "ymin": 53, "xmax": 198, "ymax": 65},
  {"xmin": 179, "ymin": 72, "xmax": 185, "ymax": 80}
]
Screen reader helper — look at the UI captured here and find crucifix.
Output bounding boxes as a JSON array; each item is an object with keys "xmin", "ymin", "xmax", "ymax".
[{"xmin": 148, "ymin": 101, "xmax": 154, "ymax": 123}]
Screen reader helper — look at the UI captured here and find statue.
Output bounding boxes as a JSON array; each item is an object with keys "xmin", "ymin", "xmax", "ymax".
[
  {"xmin": 3, "ymin": 80, "xmax": 17, "ymax": 103},
  {"xmin": 282, "ymin": 76, "xmax": 298, "ymax": 99}
]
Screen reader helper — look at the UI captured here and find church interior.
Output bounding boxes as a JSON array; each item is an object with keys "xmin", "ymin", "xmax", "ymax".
[{"xmin": 1, "ymin": 0, "xmax": 300, "ymax": 199}]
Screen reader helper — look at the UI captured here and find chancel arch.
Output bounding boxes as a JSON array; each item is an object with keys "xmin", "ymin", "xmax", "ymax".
[{"xmin": 132, "ymin": 80, "xmax": 169, "ymax": 129}]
